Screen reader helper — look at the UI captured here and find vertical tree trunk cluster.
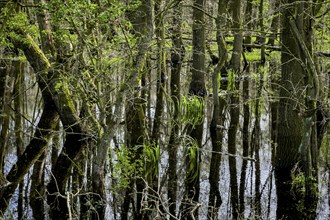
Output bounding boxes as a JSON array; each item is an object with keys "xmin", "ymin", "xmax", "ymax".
[{"xmin": 0, "ymin": 0, "xmax": 329, "ymax": 219}]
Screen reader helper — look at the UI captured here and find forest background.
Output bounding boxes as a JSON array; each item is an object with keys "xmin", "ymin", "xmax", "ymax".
[{"xmin": 0, "ymin": 0, "xmax": 329, "ymax": 219}]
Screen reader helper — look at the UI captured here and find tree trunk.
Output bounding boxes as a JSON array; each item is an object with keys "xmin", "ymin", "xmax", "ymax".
[
  {"xmin": 182, "ymin": 0, "xmax": 206, "ymax": 217},
  {"xmin": 251, "ymin": 63, "xmax": 264, "ymax": 217},
  {"xmin": 30, "ymin": 152, "xmax": 46, "ymax": 220},
  {"xmin": 0, "ymin": 38, "xmax": 60, "ymax": 212},
  {"xmin": 267, "ymin": 0, "xmax": 280, "ymax": 46},
  {"xmin": 0, "ymin": 59, "xmax": 15, "ymax": 186},
  {"xmin": 228, "ymin": 92, "xmax": 240, "ymax": 219},
  {"xmin": 0, "ymin": 101, "xmax": 59, "ymax": 214},
  {"xmin": 243, "ymin": 0, "xmax": 253, "ymax": 52},
  {"xmin": 258, "ymin": 0, "xmax": 266, "ymax": 63},
  {"xmin": 13, "ymin": 59, "xmax": 24, "ymax": 220},
  {"xmin": 207, "ymin": 4, "xmax": 228, "ymax": 217},
  {"xmin": 122, "ymin": 0, "xmax": 153, "ymax": 218},
  {"xmin": 275, "ymin": 0, "xmax": 308, "ymax": 218},
  {"xmin": 168, "ymin": 1, "xmax": 185, "ymax": 218},
  {"xmin": 229, "ymin": 0, "xmax": 243, "ymax": 70},
  {"xmin": 239, "ymin": 68, "xmax": 250, "ymax": 216},
  {"xmin": 228, "ymin": 0, "xmax": 242, "ymax": 217}
]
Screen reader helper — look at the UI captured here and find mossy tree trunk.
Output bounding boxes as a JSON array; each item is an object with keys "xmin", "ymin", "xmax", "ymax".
[
  {"xmin": 275, "ymin": 6, "xmax": 304, "ymax": 214},
  {"xmin": 121, "ymin": 0, "xmax": 153, "ymax": 218},
  {"xmin": 228, "ymin": 0, "xmax": 243, "ymax": 217},
  {"xmin": 168, "ymin": 1, "xmax": 185, "ymax": 218},
  {"xmin": 149, "ymin": 0, "xmax": 165, "ymax": 213},
  {"xmin": 0, "ymin": 33, "xmax": 60, "ymax": 213},
  {"xmin": 4, "ymin": 20, "xmax": 90, "ymax": 218},
  {"xmin": 182, "ymin": 0, "xmax": 206, "ymax": 218},
  {"xmin": 275, "ymin": 0, "xmax": 321, "ymax": 218}
]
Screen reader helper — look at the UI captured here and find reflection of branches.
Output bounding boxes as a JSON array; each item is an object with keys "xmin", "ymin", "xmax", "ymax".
[
  {"xmin": 47, "ymin": 170, "xmax": 103, "ymax": 220},
  {"xmin": 139, "ymin": 178, "xmax": 180, "ymax": 220},
  {"xmin": 47, "ymin": 188, "xmax": 104, "ymax": 220}
]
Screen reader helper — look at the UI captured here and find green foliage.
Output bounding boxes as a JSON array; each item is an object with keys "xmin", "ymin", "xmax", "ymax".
[
  {"xmin": 112, "ymin": 145, "xmax": 144, "ymax": 190},
  {"xmin": 269, "ymin": 51, "xmax": 281, "ymax": 62},
  {"xmin": 0, "ymin": 10, "xmax": 38, "ymax": 50},
  {"xmin": 245, "ymin": 50, "xmax": 262, "ymax": 62},
  {"xmin": 290, "ymin": 165, "xmax": 319, "ymax": 212},
  {"xmin": 112, "ymin": 142, "xmax": 160, "ymax": 190},
  {"xmin": 291, "ymin": 168, "xmax": 306, "ymax": 198},
  {"xmin": 184, "ymin": 137, "xmax": 200, "ymax": 183},
  {"xmin": 227, "ymin": 69, "xmax": 237, "ymax": 91},
  {"xmin": 143, "ymin": 142, "xmax": 160, "ymax": 182},
  {"xmin": 180, "ymin": 95, "xmax": 204, "ymax": 126}
]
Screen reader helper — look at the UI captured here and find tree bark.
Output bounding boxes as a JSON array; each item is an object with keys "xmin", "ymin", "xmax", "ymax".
[
  {"xmin": 207, "ymin": 4, "xmax": 228, "ymax": 217},
  {"xmin": 243, "ymin": 0, "xmax": 253, "ymax": 51},
  {"xmin": 182, "ymin": 0, "xmax": 206, "ymax": 218},
  {"xmin": 239, "ymin": 68, "xmax": 250, "ymax": 216},
  {"xmin": 121, "ymin": 0, "xmax": 153, "ymax": 218},
  {"xmin": 168, "ymin": 1, "xmax": 185, "ymax": 218},
  {"xmin": 228, "ymin": 0, "xmax": 243, "ymax": 217},
  {"xmin": 0, "ymin": 33, "xmax": 61, "ymax": 213},
  {"xmin": 275, "ymin": 0, "xmax": 309, "ymax": 218},
  {"xmin": 267, "ymin": 0, "xmax": 280, "ymax": 46},
  {"xmin": 0, "ymin": 59, "xmax": 15, "ymax": 187},
  {"xmin": 252, "ymin": 63, "xmax": 264, "ymax": 217}
]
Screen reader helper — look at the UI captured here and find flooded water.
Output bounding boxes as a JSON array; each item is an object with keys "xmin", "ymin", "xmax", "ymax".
[{"xmin": 3, "ymin": 62, "xmax": 329, "ymax": 220}]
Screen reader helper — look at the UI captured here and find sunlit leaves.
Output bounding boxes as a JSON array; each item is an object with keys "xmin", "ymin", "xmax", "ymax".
[
  {"xmin": 113, "ymin": 145, "xmax": 144, "ymax": 190},
  {"xmin": 0, "ymin": 10, "xmax": 39, "ymax": 51},
  {"xmin": 184, "ymin": 137, "xmax": 200, "ymax": 183},
  {"xmin": 143, "ymin": 142, "xmax": 160, "ymax": 181},
  {"xmin": 180, "ymin": 95, "xmax": 204, "ymax": 126}
]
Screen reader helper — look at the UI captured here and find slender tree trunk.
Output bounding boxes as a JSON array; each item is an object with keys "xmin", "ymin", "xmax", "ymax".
[
  {"xmin": 258, "ymin": 0, "xmax": 265, "ymax": 63},
  {"xmin": 229, "ymin": 0, "xmax": 243, "ymax": 70},
  {"xmin": 207, "ymin": 4, "xmax": 228, "ymax": 217},
  {"xmin": 152, "ymin": 0, "xmax": 165, "ymax": 144},
  {"xmin": 228, "ymin": 0, "xmax": 242, "ymax": 218},
  {"xmin": 269, "ymin": 62, "xmax": 279, "ymax": 166},
  {"xmin": 0, "ymin": 59, "xmax": 15, "ymax": 186},
  {"xmin": 182, "ymin": 0, "xmax": 206, "ymax": 217},
  {"xmin": 267, "ymin": 0, "xmax": 280, "ymax": 46},
  {"xmin": 91, "ymin": 134, "xmax": 109, "ymax": 220},
  {"xmin": 168, "ymin": 1, "xmax": 185, "ymax": 218},
  {"xmin": 252, "ymin": 63, "xmax": 264, "ymax": 217},
  {"xmin": 228, "ymin": 92, "xmax": 240, "ymax": 220},
  {"xmin": 13, "ymin": 60, "xmax": 24, "ymax": 220},
  {"xmin": 239, "ymin": 67, "xmax": 250, "ymax": 216},
  {"xmin": 30, "ymin": 152, "xmax": 46, "ymax": 220},
  {"xmin": 208, "ymin": 94, "xmax": 226, "ymax": 219},
  {"xmin": 244, "ymin": 0, "xmax": 253, "ymax": 52},
  {"xmin": 149, "ymin": 0, "xmax": 166, "ymax": 215}
]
